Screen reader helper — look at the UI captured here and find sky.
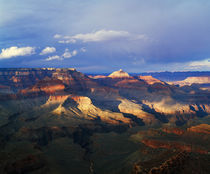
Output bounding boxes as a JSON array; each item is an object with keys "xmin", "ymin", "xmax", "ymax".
[{"xmin": 0, "ymin": 0, "xmax": 210, "ymax": 73}]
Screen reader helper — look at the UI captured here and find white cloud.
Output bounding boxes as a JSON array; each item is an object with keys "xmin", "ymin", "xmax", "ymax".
[
  {"xmin": 40, "ymin": 47, "xmax": 56, "ymax": 55},
  {"xmin": 72, "ymin": 50, "xmax": 77, "ymax": 56},
  {"xmin": 80, "ymin": 47, "xmax": 86, "ymax": 52},
  {"xmin": 62, "ymin": 48, "xmax": 72, "ymax": 58},
  {"xmin": 187, "ymin": 58, "xmax": 210, "ymax": 69},
  {"xmin": 45, "ymin": 55, "xmax": 61, "ymax": 61},
  {"xmin": 56, "ymin": 29, "xmax": 147, "ymax": 43},
  {"xmin": 0, "ymin": 46, "xmax": 35, "ymax": 59},
  {"xmin": 62, "ymin": 48, "xmax": 78, "ymax": 58},
  {"xmin": 45, "ymin": 48, "xmax": 78, "ymax": 61},
  {"xmin": 58, "ymin": 39, "xmax": 76, "ymax": 44},
  {"xmin": 72, "ymin": 30, "xmax": 130, "ymax": 42},
  {"xmin": 54, "ymin": 34, "xmax": 62, "ymax": 39}
]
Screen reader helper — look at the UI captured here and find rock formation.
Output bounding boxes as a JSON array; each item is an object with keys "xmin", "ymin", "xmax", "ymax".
[
  {"xmin": 187, "ymin": 124, "xmax": 210, "ymax": 134},
  {"xmin": 108, "ymin": 69, "xmax": 130, "ymax": 78},
  {"xmin": 138, "ymin": 75, "xmax": 165, "ymax": 85}
]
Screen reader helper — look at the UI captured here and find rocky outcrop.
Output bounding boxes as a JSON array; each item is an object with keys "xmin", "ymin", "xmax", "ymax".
[
  {"xmin": 108, "ymin": 69, "xmax": 130, "ymax": 78},
  {"xmin": 138, "ymin": 75, "xmax": 165, "ymax": 85},
  {"xmin": 118, "ymin": 98, "xmax": 157, "ymax": 125},
  {"xmin": 53, "ymin": 96, "xmax": 132, "ymax": 125},
  {"xmin": 43, "ymin": 95, "xmax": 70, "ymax": 106}
]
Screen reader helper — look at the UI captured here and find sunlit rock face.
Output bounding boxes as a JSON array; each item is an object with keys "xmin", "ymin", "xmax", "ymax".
[
  {"xmin": 142, "ymin": 99, "xmax": 210, "ymax": 115},
  {"xmin": 184, "ymin": 76, "xmax": 210, "ymax": 84},
  {"xmin": 43, "ymin": 95, "xmax": 70, "ymax": 106},
  {"xmin": 169, "ymin": 76, "xmax": 210, "ymax": 86},
  {"xmin": 118, "ymin": 98, "xmax": 157, "ymax": 125},
  {"xmin": 20, "ymin": 77, "xmax": 65, "ymax": 95},
  {"xmin": 108, "ymin": 69, "xmax": 131, "ymax": 78},
  {"xmin": 138, "ymin": 75, "xmax": 165, "ymax": 85},
  {"xmin": 53, "ymin": 95, "xmax": 132, "ymax": 125},
  {"xmin": 187, "ymin": 124, "xmax": 210, "ymax": 134}
]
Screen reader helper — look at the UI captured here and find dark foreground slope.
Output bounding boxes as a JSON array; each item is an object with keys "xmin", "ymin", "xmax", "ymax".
[{"xmin": 0, "ymin": 68, "xmax": 209, "ymax": 174}]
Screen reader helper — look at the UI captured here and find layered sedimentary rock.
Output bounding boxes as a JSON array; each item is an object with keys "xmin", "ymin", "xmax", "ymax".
[
  {"xmin": 20, "ymin": 77, "xmax": 65, "ymax": 95},
  {"xmin": 0, "ymin": 68, "xmax": 52, "ymax": 91}
]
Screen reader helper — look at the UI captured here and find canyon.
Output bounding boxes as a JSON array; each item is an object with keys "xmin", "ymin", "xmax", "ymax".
[{"xmin": 0, "ymin": 68, "xmax": 209, "ymax": 174}]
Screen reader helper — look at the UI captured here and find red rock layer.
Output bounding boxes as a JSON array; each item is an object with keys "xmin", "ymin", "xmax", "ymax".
[
  {"xmin": 187, "ymin": 124, "xmax": 210, "ymax": 134},
  {"xmin": 141, "ymin": 139, "xmax": 208, "ymax": 154},
  {"xmin": 20, "ymin": 78, "xmax": 65, "ymax": 95},
  {"xmin": 162, "ymin": 127, "xmax": 185, "ymax": 135}
]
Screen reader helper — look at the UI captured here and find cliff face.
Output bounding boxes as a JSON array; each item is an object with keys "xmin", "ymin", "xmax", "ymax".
[
  {"xmin": 20, "ymin": 77, "xmax": 65, "ymax": 95},
  {"xmin": 52, "ymin": 95, "xmax": 134, "ymax": 125},
  {"xmin": 0, "ymin": 68, "xmax": 53, "ymax": 91},
  {"xmin": 118, "ymin": 98, "xmax": 157, "ymax": 125}
]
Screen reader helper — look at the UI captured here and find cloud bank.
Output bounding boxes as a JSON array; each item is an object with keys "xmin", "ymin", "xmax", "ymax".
[{"xmin": 0, "ymin": 46, "xmax": 35, "ymax": 59}]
